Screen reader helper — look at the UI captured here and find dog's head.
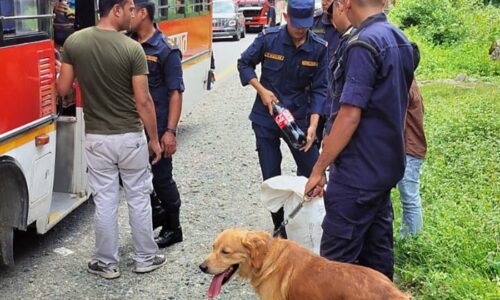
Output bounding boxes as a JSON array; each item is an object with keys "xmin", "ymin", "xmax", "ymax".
[{"xmin": 199, "ymin": 228, "xmax": 272, "ymax": 299}]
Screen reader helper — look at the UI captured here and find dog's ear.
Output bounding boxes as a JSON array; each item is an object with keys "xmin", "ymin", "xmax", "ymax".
[{"xmin": 242, "ymin": 231, "xmax": 271, "ymax": 270}]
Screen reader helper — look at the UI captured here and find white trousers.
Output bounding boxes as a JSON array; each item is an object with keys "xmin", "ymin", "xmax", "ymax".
[{"xmin": 85, "ymin": 131, "xmax": 158, "ymax": 268}]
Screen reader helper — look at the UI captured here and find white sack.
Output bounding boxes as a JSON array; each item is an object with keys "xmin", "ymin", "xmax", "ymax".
[{"xmin": 261, "ymin": 175, "xmax": 325, "ymax": 254}]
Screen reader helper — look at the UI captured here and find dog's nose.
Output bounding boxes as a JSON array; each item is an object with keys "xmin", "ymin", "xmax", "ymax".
[{"xmin": 199, "ymin": 263, "xmax": 209, "ymax": 273}]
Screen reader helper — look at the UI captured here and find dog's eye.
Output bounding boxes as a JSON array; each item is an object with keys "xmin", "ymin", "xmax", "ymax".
[{"xmin": 221, "ymin": 249, "xmax": 231, "ymax": 255}]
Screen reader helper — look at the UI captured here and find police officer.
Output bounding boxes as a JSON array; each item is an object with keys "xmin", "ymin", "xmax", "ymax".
[
  {"xmin": 322, "ymin": 0, "xmax": 353, "ymax": 136},
  {"xmin": 238, "ymin": 0, "xmax": 328, "ymax": 238},
  {"xmin": 304, "ymin": 0, "xmax": 416, "ymax": 280},
  {"xmin": 310, "ymin": 0, "xmax": 340, "ymax": 144},
  {"xmin": 266, "ymin": 0, "xmax": 276, "ymax": 27},
  {"xmin": 129, "ymin": 0, "xmax": 184, "ymax": 248}
]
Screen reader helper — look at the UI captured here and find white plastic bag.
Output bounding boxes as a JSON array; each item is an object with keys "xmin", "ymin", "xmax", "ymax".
[{"xmin": 261, "ymin": 175, "xmax": 325, "ymax": 254}]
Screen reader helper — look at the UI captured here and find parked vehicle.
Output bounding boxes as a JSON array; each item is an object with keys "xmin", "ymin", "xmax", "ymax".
[
  {"xmin": 212, "ymin": 0, "xmax": 245, "ymax": 41},
  {"xmin": 237, "ymin": 0, "xmax": 284, "ymax": 32}
]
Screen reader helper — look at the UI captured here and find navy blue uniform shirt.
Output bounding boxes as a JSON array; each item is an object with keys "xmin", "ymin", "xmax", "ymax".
[
  {"xmin": 237, "ymin": 25, "xmax": 328, "ymax": 130},
  {"xmin": 266, "ymin": 6, "xmax": 276, "ymax": 27},
  {"xmin": 311, "ymin": 12, "xmax": 340, "ymax": 116},
  {"xmin": 130, "ymin": 26, "xmax": 184, "ymax": 134},
  {"xmin": 328, "ymin": 26, "xmax": 353, "ymax": 118},
  {"xmin": 331, "ymin": 13, "xmax": 415, "ymax": 191}
]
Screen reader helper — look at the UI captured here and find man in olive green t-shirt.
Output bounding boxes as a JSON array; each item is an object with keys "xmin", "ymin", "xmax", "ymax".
[{"xmin": 57, "ymin": 0, "xmax": 165, "ymax": 279}]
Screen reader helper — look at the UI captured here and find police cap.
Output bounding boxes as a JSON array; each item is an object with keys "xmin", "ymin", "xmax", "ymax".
[{"xmin": 287, "ymin": 0, "xmax": 315, "ymax": 28}]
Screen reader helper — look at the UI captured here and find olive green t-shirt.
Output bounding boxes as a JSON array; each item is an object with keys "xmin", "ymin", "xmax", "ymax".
[{"xmin": 62, "ymin": 27, "xmax": 148, "ymax": 134}]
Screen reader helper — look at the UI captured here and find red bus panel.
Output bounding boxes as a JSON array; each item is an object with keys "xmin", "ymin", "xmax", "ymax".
[{"xmin": 0, "ymin": 40, "xmax": 56, "ymax": 135}]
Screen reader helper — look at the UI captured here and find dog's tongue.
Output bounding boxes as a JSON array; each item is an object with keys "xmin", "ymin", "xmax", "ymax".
[{"xmin": 208, "ymin": 272, "xmax": 226, "ymax": 299}]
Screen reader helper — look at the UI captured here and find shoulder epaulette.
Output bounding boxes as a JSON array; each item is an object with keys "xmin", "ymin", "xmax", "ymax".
[
  {"xmin": 345, "ymin": 32, "xmax": 382, "ymax": 70},
  {"xmin": 262, "ymin": 26, "xmax": 280, "ymax": 35},
  {"xmin": 162, "ymin": 36, "xmax": 180, "ymax": 51},
  {"xmin": 310, "ymin": 31, "xmax": 328, "ymax": 47},
  {"xmin": 313, "ymin": 8, "xmax": 322, "ymax": 18}
]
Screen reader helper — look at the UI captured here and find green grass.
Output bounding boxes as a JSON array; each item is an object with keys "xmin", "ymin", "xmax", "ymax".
[{"xmin": 392, "ymin": 81, "xmax": 500, "ymax": 299}]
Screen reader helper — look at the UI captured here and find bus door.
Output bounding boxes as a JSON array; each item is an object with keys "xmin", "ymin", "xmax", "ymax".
[{"xmin": 49, "ymin": 0, "xmax": 97, "ymax": 233}]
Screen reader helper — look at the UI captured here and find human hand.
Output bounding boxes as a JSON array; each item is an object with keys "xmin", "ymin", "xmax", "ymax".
[
  {"xmin": 148, "ymin": 139, "xmax": 162, "ymax": 165},
  {"xmin": 161, "ymin": 132, "xmax": 177, "ymax": 158},
  {"xmin": 304, "ymin": 171, "xmax": 326, "ymax": 201},
  {"xmin": 55, "ymin": 59, "xmax": 61, "ymax": 76},
  {"xmin": 300, "ymin": 126, "xmax": 317, "ymax": 152},
  {"xmin": 259, "ymin": 88, "xmax": 278, "ymax": 115},
  {"xmin": 54, "ymin": 2, "xmax": 69, "ymax": 14}
]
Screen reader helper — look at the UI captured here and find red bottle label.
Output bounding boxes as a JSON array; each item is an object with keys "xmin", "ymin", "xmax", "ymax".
[{"xmin": 274, "ymin": 109, "xmax": 295, "ymax": 129}]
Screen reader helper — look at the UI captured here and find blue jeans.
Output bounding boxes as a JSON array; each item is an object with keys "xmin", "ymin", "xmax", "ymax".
[{"xmin": 397, "ymin": 154, "xmax": 424, "ymax": 237}]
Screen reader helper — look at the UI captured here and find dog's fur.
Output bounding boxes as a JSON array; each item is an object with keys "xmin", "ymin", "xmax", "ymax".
[{"xmin": 201, "ymin": 228, "xmax": 410, "ymax": 300}]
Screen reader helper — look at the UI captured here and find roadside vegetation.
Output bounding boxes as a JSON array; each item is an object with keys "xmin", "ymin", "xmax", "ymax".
[
  {"xmin": 389, "ymin": 0, "xmax": 499, "ymax": 79},
  {"xmin": 388, "ymin": 1, "xmax": 499, "ymax": 299}
]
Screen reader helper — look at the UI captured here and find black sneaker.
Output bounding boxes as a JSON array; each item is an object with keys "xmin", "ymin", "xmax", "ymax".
[
  {"xmin": 133, "ymin": 255, "xmax": 167, "ymax": 274},
  {"xmin": 87, "ymin": 260, "xmax": 121, "ymax": 279}
]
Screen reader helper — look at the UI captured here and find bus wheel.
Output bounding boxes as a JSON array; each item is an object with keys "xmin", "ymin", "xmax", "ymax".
[
  {"xmin": 0, "ymin": 225, "xmax": 14, "ymax": 267},
  {"xmin": 0, "ymin": 158, "xmax": 29, "ymax": 266}
]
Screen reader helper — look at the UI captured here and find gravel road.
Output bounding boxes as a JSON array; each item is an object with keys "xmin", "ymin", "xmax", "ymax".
[{"xmin": 0, "ymin": 71, "xmax": 300, "ymax": 300}]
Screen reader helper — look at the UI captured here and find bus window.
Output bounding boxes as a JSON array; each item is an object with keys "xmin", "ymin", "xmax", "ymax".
[
  {"xmin": 157, "ymin": 0, "xmax": 169, "ymax": 20},
  {"xmin": 0, "ymin": 0, "xmax": 51, "ymax": 40},
  {"xmin": 14, "ymin": 0, "xmax": 40, "ymax": 35},
  {"xmin": 165, "ymin": 0, "xmax": 184, "ymax": 19},
  {"xmin": 193, "ymin": 0, "xmax": 202, "ymax": 13},
  {"xmin": 175, "ymin": 0, "xmax": 185, "ymax": 15},
  {"xmin": 203, "ymin": 0, "xmax": 210, "ymax": 14}
]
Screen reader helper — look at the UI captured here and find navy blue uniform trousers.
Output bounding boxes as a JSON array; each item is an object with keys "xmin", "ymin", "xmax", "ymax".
[
  {"xmin": 321, "ymin": 181, "xmax": 394, "ymax": 280},
  {"xmin": 151, "ymin": 156, "xmax": 181, "ymax": 213},
  {"xmin": 252, "ymin": 122, "xmax": 319, "ymax": 180}
]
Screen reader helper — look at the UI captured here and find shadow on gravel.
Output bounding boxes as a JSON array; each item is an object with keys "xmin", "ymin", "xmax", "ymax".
[{"xmin": 0, "ymin": 199, "xmax": 94, "ymax": 274}]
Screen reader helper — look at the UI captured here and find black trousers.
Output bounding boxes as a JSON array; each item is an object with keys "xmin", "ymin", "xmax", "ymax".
[{"xmin": 152, "ymin": 156, "xmax": 181, "ymax": 214}]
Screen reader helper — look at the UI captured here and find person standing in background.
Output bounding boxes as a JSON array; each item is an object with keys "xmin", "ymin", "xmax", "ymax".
[
  {"xmin": 129, "ymin": 0, "xmax": 185, "ymax": 249},
  {"xmin": 398, "ymin": 79, "xmax": 427, "ymax": 238}
]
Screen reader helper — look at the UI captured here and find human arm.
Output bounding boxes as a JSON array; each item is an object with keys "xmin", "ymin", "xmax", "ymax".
[
  {"xmin": 56, "ymin": 63, "xmax": 75, "ymax": 96},
  {"xmin": 304, "ymin": 104, "xmax": 361, "ymax": 198},
  {"xmin": 162, "ymin": 49, "xmax": 184, "ymax": 157},
  {"xmin": 132, "ymin": 75, "xmax": 162, "ymax": 164},
  {"xmin": 56, "ymin": 38, "xmax": 75, "ymax": 96},
  {"xmin": 249, "ymin": 78, "xmax": 277, "ymax": 115},
  {"xmin": 302, "ymin": 46, "xmax": 328, "ymax": 152},
  {"xmin": 162, "ymin": 90, "xmax": 182, "ymax": 157},
  {"xmin": 237, "ymin": 32, "xmax": 266, "ymax": 86},
  {"xmin": 305, "ymin": 45, "xmax": 378, "ymax": 199}
]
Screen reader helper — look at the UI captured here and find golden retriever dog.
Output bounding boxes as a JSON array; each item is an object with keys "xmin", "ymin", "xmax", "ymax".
[{"xmin": 200, "ymin": 228, "xmax": 410, "ymax": 300}]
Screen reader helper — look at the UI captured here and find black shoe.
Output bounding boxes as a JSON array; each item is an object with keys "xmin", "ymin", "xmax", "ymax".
[
  {"xmin": 155, "ymin": 227, "xmax": 183, "ymax": 248},
  {"xmin": 271, "ymin": 209, "xmax": 287, "ymax": 239}
]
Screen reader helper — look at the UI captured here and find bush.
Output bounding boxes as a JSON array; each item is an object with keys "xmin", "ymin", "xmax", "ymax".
[
  {"xmin": 389, "ymin": 0, "xmax": 500, "ymax": 79},
  {"xmin": 392, "ymin": 82, "xmax": 499, "ymax": 299},
  {"xmin": 391, "ymin": 0, "xmax": 464, "ymax": 45}
]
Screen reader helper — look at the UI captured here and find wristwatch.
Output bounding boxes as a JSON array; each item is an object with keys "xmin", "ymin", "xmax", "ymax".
[{"xmin": 166, "ymin": 127, "xmax": 177, "ymax": 136}]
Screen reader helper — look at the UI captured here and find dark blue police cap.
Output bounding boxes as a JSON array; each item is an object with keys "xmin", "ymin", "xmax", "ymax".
[{"xmin": 287, "ymin": 0, "xmax": 315, "ymax": 28}]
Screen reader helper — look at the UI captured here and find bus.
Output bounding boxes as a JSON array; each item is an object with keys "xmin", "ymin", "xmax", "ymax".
[{"xmin": 0, "ymin": 0, "xmax": 213, "ymax": 266}]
